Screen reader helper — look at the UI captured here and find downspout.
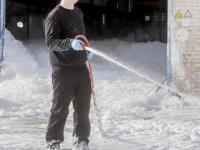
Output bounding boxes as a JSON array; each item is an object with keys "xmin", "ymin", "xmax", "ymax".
[
  {"xmin": 167, "ymin": 0, "xmax": 172, "ymax": 86},
  {"xmin": 0, "ymin": 0, "xmax": 6, "ymax": 71}
]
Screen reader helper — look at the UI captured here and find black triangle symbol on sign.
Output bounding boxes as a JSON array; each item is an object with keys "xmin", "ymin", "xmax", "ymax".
[{"xmin": 185, "ymin": 10, "xmax": 192, "ymax": 17}]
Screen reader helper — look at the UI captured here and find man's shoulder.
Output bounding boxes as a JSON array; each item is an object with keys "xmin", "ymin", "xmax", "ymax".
[
  {"xmin": 74, "ymin": 6, "xmax": 83, "ymax": 14},
  {"xmin": 46, "ymin": 5, "xmax": 61, "ymax": 18}
]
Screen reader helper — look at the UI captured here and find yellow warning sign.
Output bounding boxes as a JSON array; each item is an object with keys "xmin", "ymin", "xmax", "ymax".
[{"xmin": 175, "ymin": 10, "xmax": 183, "ymax": 18}]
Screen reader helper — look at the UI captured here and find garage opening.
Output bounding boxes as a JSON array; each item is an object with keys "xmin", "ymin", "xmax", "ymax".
[{"xmin": 5, "ymin": 0, "xmax": 167, "ymax": 42}]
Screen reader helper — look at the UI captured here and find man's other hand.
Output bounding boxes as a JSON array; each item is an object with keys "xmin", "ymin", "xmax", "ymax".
[{"xmin": 87, "ymin": 51, "xmax": 93, "ymax": 60}]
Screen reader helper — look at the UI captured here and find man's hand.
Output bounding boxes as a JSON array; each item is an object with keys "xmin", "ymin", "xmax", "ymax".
[
  {"xmin": 87, "ymin": 51, "xmax": 93, "ymax": 60},
  {"xmin": 71, "ymin": 39, "xmax": 85, "ymax": 51}
]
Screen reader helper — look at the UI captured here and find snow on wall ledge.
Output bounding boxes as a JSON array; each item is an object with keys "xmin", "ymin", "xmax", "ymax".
[{"xmin": 171, "ymin": 0, "xmax": 200, "ymax": 95}]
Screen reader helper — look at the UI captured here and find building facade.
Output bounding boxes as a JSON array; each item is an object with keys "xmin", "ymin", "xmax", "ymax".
[{"xmin": 171, "ymin": 0, "xmax": 200, "ymax": 95}]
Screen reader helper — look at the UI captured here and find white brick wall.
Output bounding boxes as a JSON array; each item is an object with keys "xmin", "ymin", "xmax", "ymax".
[{"xmin": 172, "ymin": 0, "xmax": 200, "ymax": 95}]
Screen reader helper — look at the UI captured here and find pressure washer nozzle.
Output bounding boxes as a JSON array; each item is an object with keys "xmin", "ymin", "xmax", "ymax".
[{"xmin": 81, "ymin": 44, "xmax": 88, "ymax": 50}]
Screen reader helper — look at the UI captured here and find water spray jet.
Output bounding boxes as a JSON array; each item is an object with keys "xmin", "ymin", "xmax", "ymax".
[{"xmin": 75, "ymin": 34, "xmax": 182, "ymax": 136}]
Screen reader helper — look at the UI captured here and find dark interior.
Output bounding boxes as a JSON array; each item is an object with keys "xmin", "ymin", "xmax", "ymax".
[{"xmin": 6, "ymin": 0, "xmax": 167, "ymax": 42}]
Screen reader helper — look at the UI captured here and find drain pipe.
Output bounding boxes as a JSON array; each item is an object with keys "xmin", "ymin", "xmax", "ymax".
[{"xmin": 0, "ymin": 0, "xmax": 6, "ymax": 72}]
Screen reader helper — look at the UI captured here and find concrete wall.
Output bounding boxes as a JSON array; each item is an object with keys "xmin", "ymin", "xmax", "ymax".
[{"xmin": 172, "ymin": 0, "xmax": 200, "ymax": 95}]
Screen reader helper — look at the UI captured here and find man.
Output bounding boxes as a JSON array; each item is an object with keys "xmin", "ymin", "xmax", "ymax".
[{"xmin": 45, "ymin": 0, "xmax": 93, "ymax": 149}]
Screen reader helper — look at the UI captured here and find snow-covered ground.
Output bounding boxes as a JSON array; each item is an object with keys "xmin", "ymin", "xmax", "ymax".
[{"xmin": 0, "ymin": 30, "xmax": 200, "ymax": 150}]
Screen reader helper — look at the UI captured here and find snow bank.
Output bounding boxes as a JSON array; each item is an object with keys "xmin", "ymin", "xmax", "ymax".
[
  {"xmin": 0, "ymin": 30, "xmax": 51, "ymax": 117},
  {"xmin": 1, "ymin": 29, "xmax": 200, "ymax": 118},
  {"xmin": 1, "ymin": 30, "xmax": 200, "ymax": 149},
  {"xmin": 0, "ymin": 30, "xmax": 167, "ymax": 118}
]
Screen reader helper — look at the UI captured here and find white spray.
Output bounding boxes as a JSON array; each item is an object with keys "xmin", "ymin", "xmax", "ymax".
[
  {"xmin": 85, "ymin": 46, "xmax": 182, "ymax": 138},
  {"xmin": 86, "ymin": 47, "xmax": 166, "ymax": 87},
  {"xmin": 86, "ymin": 46, "xmax": 182, "ymax": 97}
]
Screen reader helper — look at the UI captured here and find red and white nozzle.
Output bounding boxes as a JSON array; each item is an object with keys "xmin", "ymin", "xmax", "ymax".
[
  {"xmin": 81, "ymin": 43, "xmax": 88, "ymax": 51},
  {"xmin": 74, "ymin": 35, "xmax": 90, "ymax": 51}
]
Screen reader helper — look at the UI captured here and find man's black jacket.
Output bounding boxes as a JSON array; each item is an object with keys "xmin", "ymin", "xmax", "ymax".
[{"xmin": 45, "ymin": 5, "xmax": 87, "ymax": 68}]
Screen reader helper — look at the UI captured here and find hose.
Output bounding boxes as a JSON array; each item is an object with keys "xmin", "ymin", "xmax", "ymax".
[{"xmin": 74, "ymin": 35, "xmax": 104, "ymax": 137}]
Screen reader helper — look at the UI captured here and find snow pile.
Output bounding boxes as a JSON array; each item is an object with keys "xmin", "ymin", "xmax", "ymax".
[
  {"xmin": 1, "ymin": 30, "xmax": 200, "ymax": 149},
  {"xmin": 0, "ymin": 30, "xmax": 168, "ymax": 119},
  {"xmin": 0, "ymin": 30, "xmax": 51, "ymax": 117},
  {"xmin": 1, "ymin": 30, "xmax": 37, "ymax": 78}
]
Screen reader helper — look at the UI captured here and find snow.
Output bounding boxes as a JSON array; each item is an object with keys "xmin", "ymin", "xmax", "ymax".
[
  {"xmin": 0, "ymin": 30, "xmax": 200, "ymax": 149},
  {"xmin": 170, "ymin": 16, "xmax": 192, "ymax": 91}
]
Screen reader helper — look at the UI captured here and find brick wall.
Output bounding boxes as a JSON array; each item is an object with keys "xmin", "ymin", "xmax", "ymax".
[{"xmin": 172, "ymin": 0, "xmax": 200, "ymax": 94}]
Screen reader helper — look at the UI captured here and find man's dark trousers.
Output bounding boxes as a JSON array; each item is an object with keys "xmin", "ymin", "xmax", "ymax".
[{"xmin": 46, "ymin": 66, "xmax": 91, "ymax": 142}]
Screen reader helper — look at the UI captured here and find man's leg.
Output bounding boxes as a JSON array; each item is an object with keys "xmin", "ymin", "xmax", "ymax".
[
  {"xmin": 73, "ymin": 67, "xmax": 92, "ymax": 142},
  {"xmin": 46, "ymin": 68, "xmax": 79, "ymax": 142}
]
